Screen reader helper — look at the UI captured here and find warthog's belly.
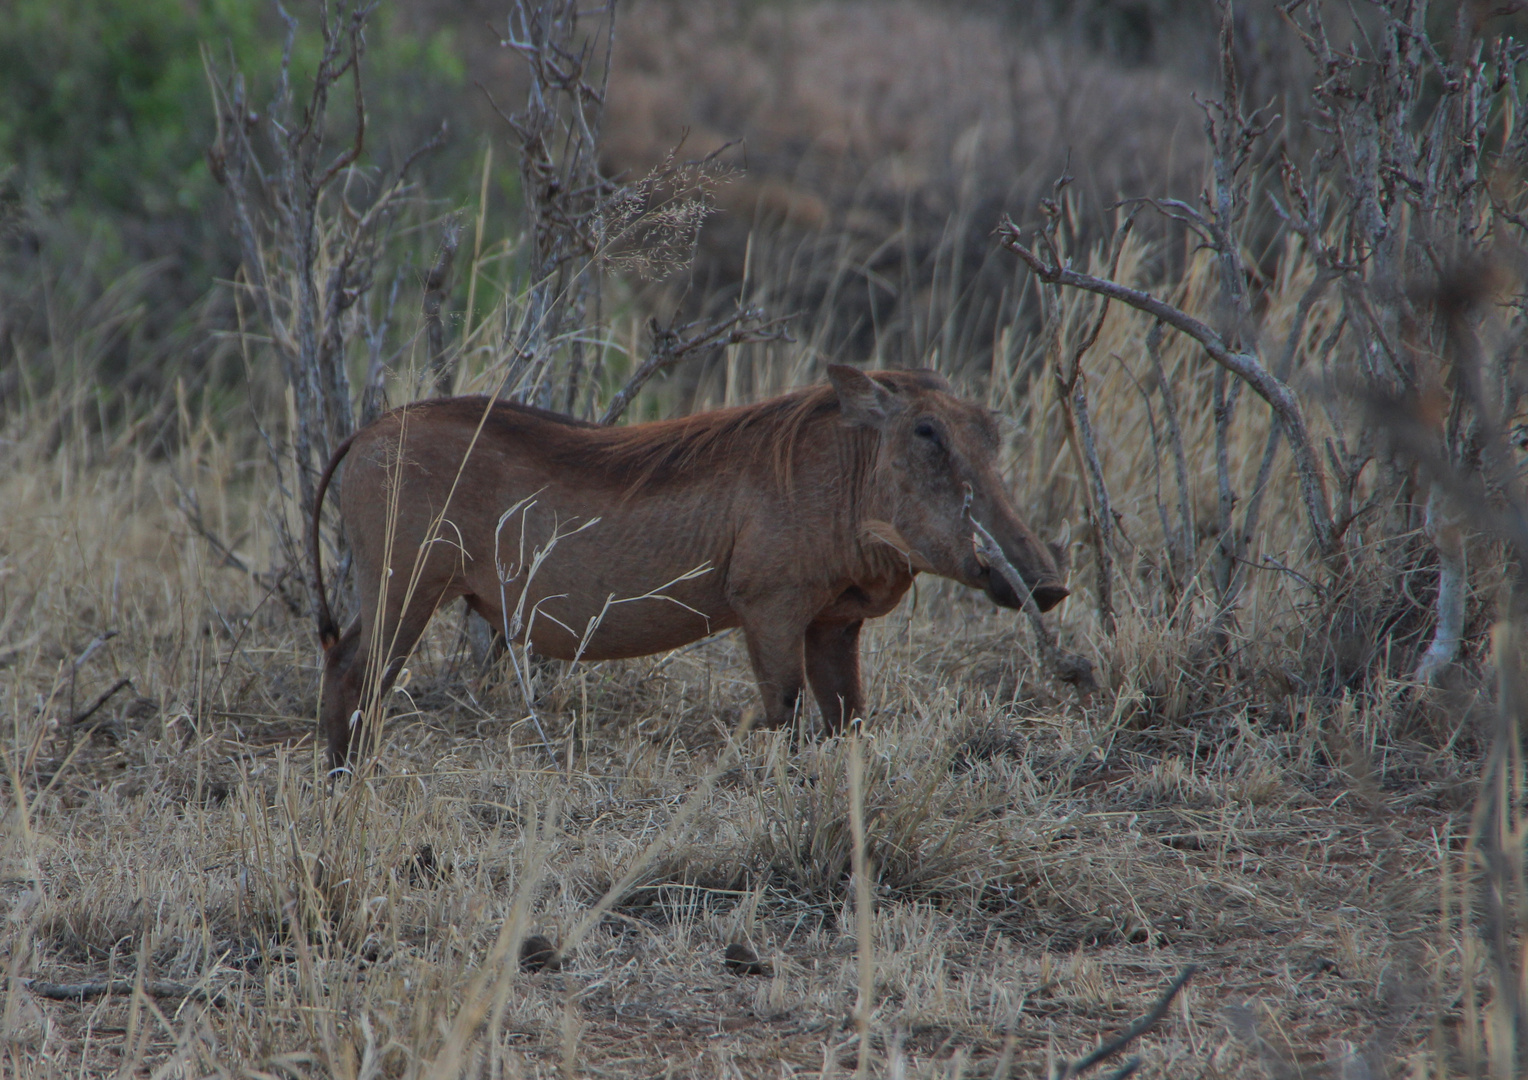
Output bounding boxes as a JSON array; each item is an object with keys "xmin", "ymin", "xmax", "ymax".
[{"xmin": 465, "ymin": 578, "xmax": 744, "ymax": 662}]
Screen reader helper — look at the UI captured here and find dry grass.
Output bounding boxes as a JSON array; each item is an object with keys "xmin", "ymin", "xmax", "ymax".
[
  {"xmin": 0, "ymin": 1, "xmax": 1515, "ymax": 1060},
  {"xmin": 0, "ymin": 227, "xmax": 1501, "ymax": 1077}
]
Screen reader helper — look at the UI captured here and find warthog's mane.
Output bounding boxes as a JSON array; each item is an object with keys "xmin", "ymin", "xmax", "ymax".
[{"xmin": 417, "ymin": 370, "xmax": 946, "ymax": 494}]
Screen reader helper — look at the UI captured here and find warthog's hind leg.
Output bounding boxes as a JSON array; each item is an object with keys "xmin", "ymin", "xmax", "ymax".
[
  {"xmin": 319, "ymin": 619, "xmax": 366, "ymax": 767},
  {"xmin": 320, "ymin": 587, "xmax": 455, "ymax": 768}
]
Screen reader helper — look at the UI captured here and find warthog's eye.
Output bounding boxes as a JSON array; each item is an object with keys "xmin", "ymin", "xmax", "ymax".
[{"xmin": 914, "ymin": 420, "xmax": 940, "ymax": 444}]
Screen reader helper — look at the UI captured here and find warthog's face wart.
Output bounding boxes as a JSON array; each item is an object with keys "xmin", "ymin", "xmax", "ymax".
[{"xmin": 829, "ymin": 366, "xmax": 1069, "ymax": 612}]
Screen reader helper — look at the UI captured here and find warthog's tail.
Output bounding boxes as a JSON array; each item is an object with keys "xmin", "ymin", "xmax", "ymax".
[{"xmin": 311, "ymin": 432, "xmax": 361, "ymax": 651}]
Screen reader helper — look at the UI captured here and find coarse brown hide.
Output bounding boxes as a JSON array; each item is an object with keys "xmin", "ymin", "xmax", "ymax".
[{"xmin": 311, "ymin": 366, "xmax": 1068, "ymax": 764}]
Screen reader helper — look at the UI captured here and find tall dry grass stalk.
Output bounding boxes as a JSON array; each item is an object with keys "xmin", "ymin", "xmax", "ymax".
[{"xmin": 847, "ymin": 733, "xmax": 873, "ymax": 1078}]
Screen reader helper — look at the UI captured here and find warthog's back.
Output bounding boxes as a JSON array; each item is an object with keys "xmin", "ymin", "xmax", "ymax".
[{"xmin": 338, "ymin": 396, "xmax": 793, "ymax": 661}]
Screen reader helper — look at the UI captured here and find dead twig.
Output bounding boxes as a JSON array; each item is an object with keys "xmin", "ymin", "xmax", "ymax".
[
  {"xmin": 598, "ymin": 308, "xmax": 793, "ymax": 426},
  {"xmin": 970, "ymin": 517, "xmax": 1096, "ymax": 696},
  {"xmin": 70, "ymin": 677, "xmax": 133, "ymax": 728}
]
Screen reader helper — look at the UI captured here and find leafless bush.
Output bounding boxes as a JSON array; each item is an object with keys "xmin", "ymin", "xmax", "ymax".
[
  {"xmin": 999, "ymin": 10, "xmax": 1528, "ymax": 1068},
  {"xmin": 1001, "ymin": 1, "xmax": 1527, "ymax": 690},
  {"xmin": 481, "ymin": 2, "xmax": 790, "ymax": 420}
]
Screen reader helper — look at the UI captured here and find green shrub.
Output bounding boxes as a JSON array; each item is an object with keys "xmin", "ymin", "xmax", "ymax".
[{"xmin": 0, "ymin": 0, "xmax": 471, "ymax": 399}]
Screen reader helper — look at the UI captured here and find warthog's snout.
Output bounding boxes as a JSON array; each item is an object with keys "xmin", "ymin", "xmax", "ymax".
[{"xmin": 983, "ymin": 568, "xmax": 1069, "ymax": 613}]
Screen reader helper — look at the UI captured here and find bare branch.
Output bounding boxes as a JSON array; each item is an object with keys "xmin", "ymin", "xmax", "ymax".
[
  {"xmin": 971, "ymin": 517, "xmax": 1096, "ymax": 695},
  {"xmin": 26, "ymin": 978, "xmax": 222, "ymax": 1005},
  {"xmin": 998, "ymin": 218, "xmax": 1338, "ymax": 558}
]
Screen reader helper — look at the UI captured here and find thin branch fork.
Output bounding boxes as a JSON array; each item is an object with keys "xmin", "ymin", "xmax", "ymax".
[{"xmin": 998, "ymin": 217, "xmax": 1340, "ymax": 559}]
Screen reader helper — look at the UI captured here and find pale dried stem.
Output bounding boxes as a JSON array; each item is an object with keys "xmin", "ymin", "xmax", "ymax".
[
  {"xmin": 971, "ymin": 517, "xmax": 1096, "ymax": 694},
  {"xmin": 849, "ymin": 734, "xmax": 874, "ymax": 1079},
  {"xmin": 1145, "ymin": 321, "xmax": 1194, "ymax": 591}
]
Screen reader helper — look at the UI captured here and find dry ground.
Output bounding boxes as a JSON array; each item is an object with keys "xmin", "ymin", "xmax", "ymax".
[{"xmin": 0, "ymin": 384, "xmax": 1489, "ymax": 1079}]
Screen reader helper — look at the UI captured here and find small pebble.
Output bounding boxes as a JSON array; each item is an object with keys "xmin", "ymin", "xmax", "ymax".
[
  {"xmin": 724, "ymin": 942, "xmax": 771, "ymax": 977},
  {"xmin": 520, "ymin": 935, "xmax": 562, "ymax": 972}
]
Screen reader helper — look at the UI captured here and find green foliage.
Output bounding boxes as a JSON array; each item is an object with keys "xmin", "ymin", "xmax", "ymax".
[
  {"xmin": 0, "ymin": 0, "xmax": 472, "ymax": 396},
  {"xmin": 0, "ymin": 0, "xmax": 253, "ymax": 216},
  {"xmin": 0, "ymin": 0, "xmax": 465, "ymax": 217}
]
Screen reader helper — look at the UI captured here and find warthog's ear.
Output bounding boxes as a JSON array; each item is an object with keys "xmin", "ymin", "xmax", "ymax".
[{"xmin": 828, "ymin": 364, "xmax": 904, "ymax": 429}]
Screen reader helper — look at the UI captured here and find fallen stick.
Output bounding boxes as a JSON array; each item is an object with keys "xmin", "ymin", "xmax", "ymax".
[
  {"xmin": 1054, "ymin": 965, "xmax": 1198, "ymax": 1079},
  {"xmin": 25, "ymin": 978, "xmax": 222, "ymax": 1005},
  {"xmin": 70, "ymin": 677, "xmax": 134, "ymax": 727}
]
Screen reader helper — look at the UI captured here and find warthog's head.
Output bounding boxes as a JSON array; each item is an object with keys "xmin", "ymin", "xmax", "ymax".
[{"xmin": 829, "ymin": 365, "xmax": 1069, "ymax": 612}]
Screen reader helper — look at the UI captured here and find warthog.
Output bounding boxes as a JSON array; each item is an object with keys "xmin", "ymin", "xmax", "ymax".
[{"xmin": 312, "ymin": 366, "xmax": 1068, "ymax": 764}]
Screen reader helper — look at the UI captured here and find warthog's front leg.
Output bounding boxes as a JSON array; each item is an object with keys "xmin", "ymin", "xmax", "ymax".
[
  {"xmin": 737, "ymin": 609, "xmax": 810, "ymax": 731},
  {"xmin": 805, "ymin": 618, "xmax": 864, "ymax": 733}
]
